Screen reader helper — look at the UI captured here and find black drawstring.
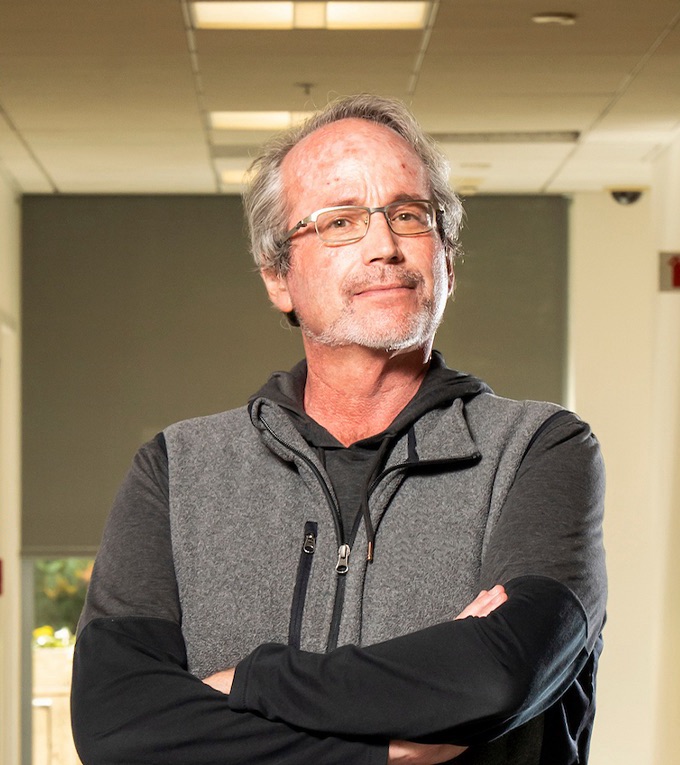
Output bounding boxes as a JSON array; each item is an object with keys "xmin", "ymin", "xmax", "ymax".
[{"xmin": 407, "ymin": 426, "xmax": 419, "ymax": 462}]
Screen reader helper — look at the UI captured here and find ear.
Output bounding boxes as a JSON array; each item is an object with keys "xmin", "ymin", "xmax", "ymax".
[
  {"xmin": 260, "ymin": 268, "xmax": 293, "ymax": 314},
  {"xmin": 443, "ymin": 249, "xmax": 456, "ymax": 297},
  {"xmin": 446, "ymin": 254, "xmax": 455, "ymax": 296}
]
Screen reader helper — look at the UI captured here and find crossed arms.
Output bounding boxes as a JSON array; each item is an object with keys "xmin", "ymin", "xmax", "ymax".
[
  {"xmin": 71, "ymin": 413, "xmax": 605, "ymax": 765},
  {"xmin": 202, "ymin": 586, "xmax": 509, "ymax": 765}
]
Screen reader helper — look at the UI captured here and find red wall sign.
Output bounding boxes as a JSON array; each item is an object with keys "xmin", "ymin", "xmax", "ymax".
[
  {"xmin": 660, "ymin": 252, "xmax": 680, "ymax": 291},
  {"xmin": 671, "ymin": 255, "xmax": 680, "ymax": 288}
]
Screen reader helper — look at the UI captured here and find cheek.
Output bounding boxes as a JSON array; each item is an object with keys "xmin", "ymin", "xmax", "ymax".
[
  {"xmin": 286, "ymin": 269, "xmax": 326, "ymax": 314},
  {"xmin": 291, "ymin": 258, "xmax": 343, "ymax": 296},
  {"xmin": 285, "ymin": 241, "xmax": 358, "ymax": 313},
  {"xmin": 411, "ymin": 241, "xmax": 440, "ymax": 277}
]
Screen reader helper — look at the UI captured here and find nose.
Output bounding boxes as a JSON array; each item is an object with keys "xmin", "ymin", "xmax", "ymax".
[{"xmin": 361, "ymin": 210, "xmax": 404, "ymax": 265}]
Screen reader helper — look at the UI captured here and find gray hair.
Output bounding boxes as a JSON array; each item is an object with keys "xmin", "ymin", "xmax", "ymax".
[{"xmin": 243, "ymin": 93, "xmax": 463, "ymax": 276}]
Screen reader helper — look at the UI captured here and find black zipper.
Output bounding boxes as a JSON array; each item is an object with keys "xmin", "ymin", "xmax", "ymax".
[
  {"xmin": 326, "ymin": 508, "xmax": 367, "ymax": 649},
  {"xmin": 330, "ymin": 454, "xmax": 483, "ymax": 648},
  {"xmin": 288, "ymin": 521, "xmax": 317, "ymax": 649},
  {"xmin": 259, "ymin": 415, "xmax": 344, "ymax": 542},
  {"xmin": 261, "ymin": 412, "xmax": 482, "ymax": 652},
  {"xmin": 259, "ymin": 415, "xmax": 348, "ymax": 651}
]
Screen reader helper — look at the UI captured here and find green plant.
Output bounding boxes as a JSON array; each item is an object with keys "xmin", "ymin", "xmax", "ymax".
[{"xmin": 33, "ymin": 558, "xmax": 93, "ymax": 640}]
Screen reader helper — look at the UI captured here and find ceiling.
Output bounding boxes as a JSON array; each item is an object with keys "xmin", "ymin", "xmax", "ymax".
[{"xmin": 1, "ymin": 0, "xmax": 680, "ymax": 196}]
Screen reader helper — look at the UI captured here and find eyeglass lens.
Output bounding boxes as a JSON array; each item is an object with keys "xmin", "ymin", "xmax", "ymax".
[{"xmin": 315, "ymin": 201, "xmax": 434, "ymax": 243}]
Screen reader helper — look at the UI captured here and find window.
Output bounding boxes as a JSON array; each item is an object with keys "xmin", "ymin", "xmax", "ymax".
[{"xmin": 31, "ymin": 558, "xmax": 92, "ymax": 765}]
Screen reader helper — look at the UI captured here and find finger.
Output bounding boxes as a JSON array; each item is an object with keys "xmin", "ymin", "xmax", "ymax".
[
  {"xmin": 475, "ymin": 586, "xmax": 508, "ymax": 616},
  {"xmin": 455, "ymin": 584, "xmax": 507, "ymax": 620},
  {"xmin": 455, "ymin": 591, "xmax": 491, "ymax": 620}
]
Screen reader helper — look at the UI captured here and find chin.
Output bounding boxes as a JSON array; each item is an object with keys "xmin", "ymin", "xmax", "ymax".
[
  {"xmin": 297, "ymin": 287, "xmax": 448, "ymax": 351},
  {"xmin": 309, "ymin": 312, "xmax": 440, "ymax": 351}
]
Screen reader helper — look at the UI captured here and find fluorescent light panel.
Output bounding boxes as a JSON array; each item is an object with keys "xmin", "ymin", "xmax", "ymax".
[
  {"xmin": 192, "ymin": 2, "xmax": 429, "ymax": 30},
  {"xmin": 295, "ymin": 2, "xmax": 326, "ymax": 27},
  {"xmin": 194, "ymin": 2, "xmax": 292, "ymax": 29},
  {"xmin": 327, "ymin": 2, "xmax": 428, "ymax": 28},
  {"xmin": 211, "ymin": 110, "xmax": 314, "ymax": 130}
]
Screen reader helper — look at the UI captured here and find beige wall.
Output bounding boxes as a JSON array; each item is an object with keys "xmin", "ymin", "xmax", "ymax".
[
  {"xmin": 0, "ymin": 174, "xmax": 20, "ymax": 321},
  {"xmin": 649, "ymin": 137, "xmax": 680, "ymax": 765},
  {"xmin": 569, "ymin": 183, "xmax": 680, "ymax": 762},
  {"xmin": 0, "ymin": 170, "xmax": 22, "ymax": 765}
]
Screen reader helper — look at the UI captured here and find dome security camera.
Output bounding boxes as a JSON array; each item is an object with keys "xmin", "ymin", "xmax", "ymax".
[{"xmin": 610, "ymin": 190, "xmax": 643, "ymax": 205}]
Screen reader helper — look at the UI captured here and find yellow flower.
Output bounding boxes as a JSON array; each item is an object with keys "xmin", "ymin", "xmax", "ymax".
[{"xmin": 33, "ymin": 625, "xmax": 54, "ymax": 640}]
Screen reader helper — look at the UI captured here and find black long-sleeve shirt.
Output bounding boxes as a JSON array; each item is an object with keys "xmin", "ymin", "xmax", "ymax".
[{"xmin": 72, "ymin": 356, "xmax": 606, "ymax": 764}]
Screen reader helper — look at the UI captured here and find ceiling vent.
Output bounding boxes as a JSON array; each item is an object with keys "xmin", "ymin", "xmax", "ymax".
[{"xmin": 430, "ymin": 131, "xmax": 579, "ymax": 144}]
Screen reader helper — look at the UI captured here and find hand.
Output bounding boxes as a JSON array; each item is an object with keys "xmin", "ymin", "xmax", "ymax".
[
  {"xmin": 202, "ymin": 667, "xmax": 235, "ymax": 694},
  {"xmin": 388, "ymin": 740, "xmax": 467, "ymax": 764},
  {"xmin": 454, "ymin": 584, "xmax": 507, "ymax": 620}
]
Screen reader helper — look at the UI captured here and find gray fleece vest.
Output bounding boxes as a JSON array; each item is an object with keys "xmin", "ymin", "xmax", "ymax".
[{"xmin": 164, "ymin": 391, "xmax": 561, "ymax": 680}]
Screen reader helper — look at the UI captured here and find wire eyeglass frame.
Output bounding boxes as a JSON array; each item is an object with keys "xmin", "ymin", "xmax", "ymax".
[{"xmin": 281, "ymin": 199, "xmax": 438, "ymax": 246}]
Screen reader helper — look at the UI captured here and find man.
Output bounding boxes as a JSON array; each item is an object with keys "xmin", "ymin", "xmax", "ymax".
[{"xmin": 71, "ymin": 95, "xmax": 606, "ymax": 765}]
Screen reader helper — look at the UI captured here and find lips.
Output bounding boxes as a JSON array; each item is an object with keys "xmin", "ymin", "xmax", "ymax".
[{"xmin": 355, "ymin": 282, "xmax": 414, "ymax": 295}]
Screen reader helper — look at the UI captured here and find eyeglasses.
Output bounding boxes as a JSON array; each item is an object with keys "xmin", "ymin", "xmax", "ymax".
[{"xmin": 282, "ymin": 199, "xmax": 438, "ymax": 246}]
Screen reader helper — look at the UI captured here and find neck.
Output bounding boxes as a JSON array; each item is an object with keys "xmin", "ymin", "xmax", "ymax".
[{"xmin": 302, "ymin": 342, "xmax": 432, "ymax": 446}]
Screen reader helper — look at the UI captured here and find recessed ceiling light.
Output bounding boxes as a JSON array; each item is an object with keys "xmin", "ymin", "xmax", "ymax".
[
  {"xmin": 210, "ymin": 111, "xmax": 314, "ymax": 130},
  {"xmin": 192, "ymin": 2, "xmax": 430, "ymax": 30},
  {"xmin": 532, "ymin": 12, "xmax": 577, "ymax": 26}
]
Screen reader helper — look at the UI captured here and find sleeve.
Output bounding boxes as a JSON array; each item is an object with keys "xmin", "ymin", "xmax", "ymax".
[
  {"xmin": 225, "ymin": 412, "xmax": 607, "ymax": 746},
  {"xmin": 479, "ymin": 411, "xmax": 607, "ymax": 649},
  {"xmin": 71, "ymin": 435, "xmax": 387, "ymax": 765}
]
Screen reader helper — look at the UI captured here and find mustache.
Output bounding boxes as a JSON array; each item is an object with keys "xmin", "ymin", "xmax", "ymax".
[{"xmin": 343, "ymin": 266, "xmax": 424, "ymax": 295}]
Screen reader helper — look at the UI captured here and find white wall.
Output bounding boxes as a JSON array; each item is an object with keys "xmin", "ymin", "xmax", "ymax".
[
  {"xmin": 569, "ymin": 175, "xmax": 680, "ymax": 763},
  {"xmin": 649, "ymin": 137, "xmax": 680, "ymax": 765},
  {"xmin": 0, "ymin": 170, "xmax": 22, "ymax": 764}
]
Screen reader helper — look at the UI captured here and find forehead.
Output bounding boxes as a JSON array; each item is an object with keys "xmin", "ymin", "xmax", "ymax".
[{"xmin": 280, "ymin": 118, "xmax": 429, "ymax": 209}]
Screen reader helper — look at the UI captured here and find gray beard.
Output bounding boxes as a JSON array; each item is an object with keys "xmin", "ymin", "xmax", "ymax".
[{"xmin": 297, "ymin": 261, "xmax": 449, "ymax": 352}]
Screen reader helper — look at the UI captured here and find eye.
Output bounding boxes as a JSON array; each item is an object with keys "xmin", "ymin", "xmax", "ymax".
[
  {"xmin": 316, "ymin": 208, "xmax": 365, "ymax": 234},
  {"xmin": 328, "ymin": 216, "xmax": 352, "ymax": 229},
  {"xmin": 390, "ymin": 203, "xmax": 429, "ymax": 225},
  {"xmin": 394, "ymin": 210, "xmax": 418, "ymax": 222}
]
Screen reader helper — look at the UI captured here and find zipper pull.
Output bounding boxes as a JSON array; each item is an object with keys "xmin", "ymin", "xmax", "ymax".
[
  {"xmin": 303, "ymin": 530, "xmax": 316, "ymax": 554},
  {"xmin": 335, "ymin": 544, "xmax": 351, "ymax": 575}
]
